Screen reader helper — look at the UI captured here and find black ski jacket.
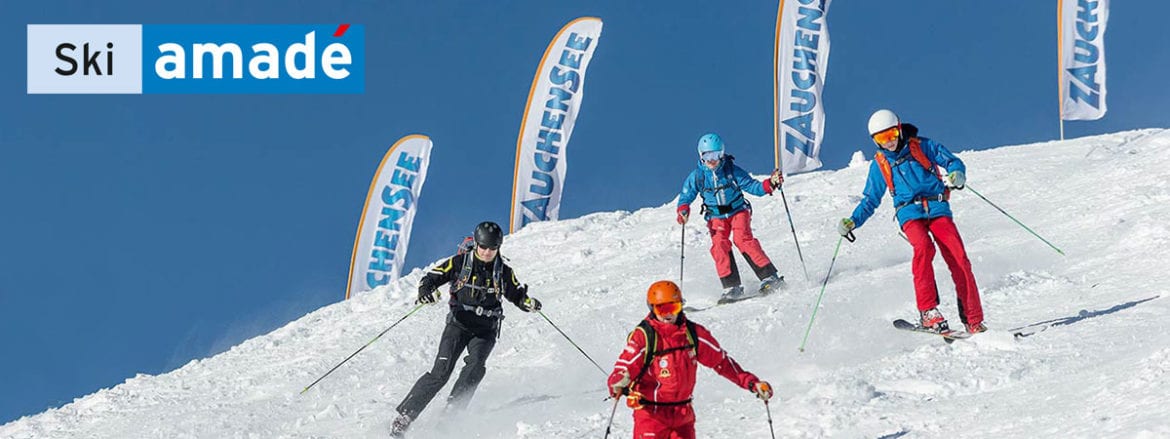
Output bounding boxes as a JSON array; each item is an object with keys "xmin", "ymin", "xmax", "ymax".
[{"xmin": 419, "ymin": 252, "xmax": 528, "ymax": 326}]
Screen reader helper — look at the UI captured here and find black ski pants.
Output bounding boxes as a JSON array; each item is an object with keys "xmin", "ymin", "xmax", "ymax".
[{"xmin": 396, "ymin": 312, "xmax": 498, "ymax": 419}]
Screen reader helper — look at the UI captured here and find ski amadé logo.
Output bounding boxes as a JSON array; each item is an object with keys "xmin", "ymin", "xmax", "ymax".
[{"xmin": 27, "ymin": 24, "xmax": 364, "ymax": 94}]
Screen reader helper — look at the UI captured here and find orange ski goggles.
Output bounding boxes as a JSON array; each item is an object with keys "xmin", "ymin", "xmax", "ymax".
[
  {"xmin": 652, "ymin": 301, "xmax": 683, "ymax": 317},
  {"xmin": 871, "ymin": 126, "xmax": 900, "ymax": 145}
]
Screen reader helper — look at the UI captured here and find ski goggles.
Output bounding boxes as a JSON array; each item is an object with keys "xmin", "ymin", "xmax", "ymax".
[
  {"xmin": 700, "ymin": 151, "xmax": 724, "ymax": 162},
  {"xmin": 871, "ymin": 126, "xmax": 900, "ymax": 145},
  {"xmin": 652, "ymin": 301, "xmax": 683, "ymax": 317},
  {"xmin": 478, "ymin": 243, "xmax": 499, "ymax": 251}
]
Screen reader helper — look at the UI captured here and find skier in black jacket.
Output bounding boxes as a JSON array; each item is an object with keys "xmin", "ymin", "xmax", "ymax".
[{"xmin": 391, "ymin": 221, "xmax": 541, "ymax": 437}]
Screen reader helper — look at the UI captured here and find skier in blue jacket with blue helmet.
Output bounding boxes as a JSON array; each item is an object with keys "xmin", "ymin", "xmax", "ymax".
[
  {"xmin": 838, "ymin": 109, "xmax": 985, "ymax": 334},
  {"xmin": 677, "ymin": 133, "xmax": 785, "ymax": 303}
]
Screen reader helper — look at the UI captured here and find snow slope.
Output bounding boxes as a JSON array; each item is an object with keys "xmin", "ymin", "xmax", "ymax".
[{"xmin": 4, "ymin": 130, "xmax": 1170, "ymax": 438}]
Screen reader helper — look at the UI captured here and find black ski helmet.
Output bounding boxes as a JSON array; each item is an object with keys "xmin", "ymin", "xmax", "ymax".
[{"xmin": 474, "ymin": 221, "xmax": 503, "ymax": 249}]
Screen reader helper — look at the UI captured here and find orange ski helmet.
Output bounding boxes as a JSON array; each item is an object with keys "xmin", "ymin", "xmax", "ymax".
[{"xmin": 646, "ymin": 280, "xmax": 684, "ymax": 316}]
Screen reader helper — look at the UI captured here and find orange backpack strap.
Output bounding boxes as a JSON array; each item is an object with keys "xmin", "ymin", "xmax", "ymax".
[
  {"xmin": 907, "ymin": 138, "xmax": 942, "ymax": 181},
  {"xmin": 876, "ymin": 138, "xmax": 947, "ymax": 194},
  {"xmin": 875, "ymin": 153, "xmax": 894, "ymax": 193},
  {"xmin": 908, "ymin": 138, "xmax": 950, "ymax": 202}
]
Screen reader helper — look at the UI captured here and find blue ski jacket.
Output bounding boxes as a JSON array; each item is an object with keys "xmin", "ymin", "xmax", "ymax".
[
  {"xmin": 678, "ymin": 157, "xmax": 769, "ymax": 220},
  {"xmin": 850, "ymin": 137, "xmax": 966, "ymax": 229}
]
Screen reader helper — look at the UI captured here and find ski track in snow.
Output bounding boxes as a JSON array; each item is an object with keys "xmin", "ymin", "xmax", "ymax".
[{"xmin": 3, "ymin": 129, "xmax": 1170, "ymax": 438}]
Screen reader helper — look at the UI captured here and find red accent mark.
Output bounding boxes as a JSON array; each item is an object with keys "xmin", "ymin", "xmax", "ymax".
[{"xmin": 333, "ymin": 24, "xmax": 350, "ymax": 37}]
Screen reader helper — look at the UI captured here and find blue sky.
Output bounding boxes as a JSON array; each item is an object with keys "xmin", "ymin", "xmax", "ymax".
[{"xmin": 2, "ymin": 0, "xmax": 1166, "ymax": 424}]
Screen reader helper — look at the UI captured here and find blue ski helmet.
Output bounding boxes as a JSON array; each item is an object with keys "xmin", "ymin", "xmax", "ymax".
[{"xmin": 696, "ymin": 133, "xmax": 725, "ymax": 156}]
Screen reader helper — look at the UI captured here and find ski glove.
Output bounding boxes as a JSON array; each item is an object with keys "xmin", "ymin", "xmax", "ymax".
[
  {"xmin": 752, "ymin": 381, "xmax": 773, "ymax": 401},
  {"xmin": 947, "ymin": 170, "xmax": 966, "ymax": 189},
  {"xmin": 417, "ymin": 286, "xmax": 440, "ymax": 304},
  {"xmin": 521, "ymin": 296, "xmax": 542, "ymax": 312},
  {"xmin": 768, "ymin": 169, "xmax": 784, "ymax": 191},
  {"xmin": 838, "ymin": 218, "xmax": 855, "ymax": 237},
  {"xmin": 676, "ymin": 205, "xmax": 690, "ymax": 225},
  {"xmin": 625, "ymin": 390, "xmax": 645, "ymax": 410},
  {"xmin": 609, "ymin": 370, "xmax": 631, "ymax": 398}
]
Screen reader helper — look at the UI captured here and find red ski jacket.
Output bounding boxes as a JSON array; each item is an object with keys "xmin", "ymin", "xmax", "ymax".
[{"xmin": 607, "ymin": 314, "xmax": 759, "ymax": 404}]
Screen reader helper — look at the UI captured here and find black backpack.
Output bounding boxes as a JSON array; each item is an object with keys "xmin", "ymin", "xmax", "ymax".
[{"xmin": 449, "ymin": 236, "xmax": 503, "ymax": 298}]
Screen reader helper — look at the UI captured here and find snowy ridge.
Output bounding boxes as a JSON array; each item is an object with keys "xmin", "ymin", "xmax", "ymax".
[{"xmin": 4, "ymin": 130, "xmax": 1170, "ymax": 438}]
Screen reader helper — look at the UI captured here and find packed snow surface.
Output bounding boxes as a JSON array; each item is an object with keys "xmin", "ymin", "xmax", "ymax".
[{"xmin": 4, "ymin": 130, "xmax": 1169, "ymax": 438}]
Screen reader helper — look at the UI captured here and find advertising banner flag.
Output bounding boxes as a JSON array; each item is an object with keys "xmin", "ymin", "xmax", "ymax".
[
  {"xmin": 1060, "ymin": 0, "xmax": 1108, "ymax": 121},
  {"xmin": 774, "ymin": 0, "xmax": 832, "ymax": 175},
  {"xmin": 346, "ymin": 135, "xmax": 432, "ymax": 299},
  {"xmin": 509, "ymin": 17, "xmax": 603, "ymax": 233}
]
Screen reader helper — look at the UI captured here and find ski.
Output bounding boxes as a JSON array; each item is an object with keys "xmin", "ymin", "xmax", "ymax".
[
  {"xmin": 682, "ymin": 304, "xmax": 717, "ymax": 313},
  {"xmin": 684, "ymin": 277, "xmax": 785, "ymax": 312},
  {"xmin": 683, "ymin": 292, "xmax": 761, "ymax": 312},
  {"xmin": 892, "ymin": 318, "xmax": 972, "ymax": 343},
  {"xmin": 1012, "ymin": 324, "xmax": 1049, "ymax": 339}
]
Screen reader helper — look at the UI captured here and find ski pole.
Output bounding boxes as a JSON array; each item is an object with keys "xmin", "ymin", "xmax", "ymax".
[
  {"xmin": 679, "ymin": 225, "xmax": 686, "ymax": 284},
  {"xmin": 537, "ymin": 310, "xmax": 608, "ymax": 376},
  {"xmin": 779, "ymin": 188, "xmax": 810, "ymax": 282},
  {"xmin": 301, "ymin": 302, "xmax": 426, "ymax": 394},
  {"xmin": 966, "ymin": 185, "xmax": 1065, "ymax": 256},
  {"xmin": 764, "ymin": 400, "xmax": 777, "ymax": 439},
  {"xmin": 798, "ymin": 233, "xmax": 850, "ymax": 352},
  {"xmin": 602, "ymin": 396, "xmax": 621, "ymax": 439}
]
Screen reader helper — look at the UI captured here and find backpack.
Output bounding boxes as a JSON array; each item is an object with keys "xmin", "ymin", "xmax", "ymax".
[
  {"xmin": 449, "ymin": 236, "xmax": 503, "ymax": 298},
  {"xmin": 873, "ymin": 123, "xmax": 948, "ymax": 200},
  {"xmin": 693, "ymin": 155, "xmax": 747, "ymax": 216},
  {"xmin": 630, "ymin": 319, "xmax": 699, "ymax": 384},
  {"xmin": 694, "ymin": 155, "xmax": 740, "ymax": 193}
]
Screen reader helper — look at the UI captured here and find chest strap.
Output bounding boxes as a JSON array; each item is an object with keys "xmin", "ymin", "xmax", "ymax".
[
  {"xmin": 450, "ymin": 253, "xmax": 503, "ymax": 298},
  {"xmin": 457, "ymin": 303, "xmax": 504, "ymax": 318}
]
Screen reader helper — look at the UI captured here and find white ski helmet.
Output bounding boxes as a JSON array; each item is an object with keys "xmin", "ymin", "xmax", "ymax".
[{"xmin": 867, "ymin": 109, "xmax": 901, "ymax": 136}]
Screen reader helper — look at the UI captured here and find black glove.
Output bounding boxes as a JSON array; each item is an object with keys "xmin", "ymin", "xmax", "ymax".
[
  {"xmin": 417, "ymin": 285, "xmax": 439, "ymax": 304},
  {"xmin": 521, "ymin": 297, "xmax": 542, "ymax": 312}
]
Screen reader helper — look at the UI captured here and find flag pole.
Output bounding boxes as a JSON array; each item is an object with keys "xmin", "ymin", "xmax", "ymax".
[{"xmin": 1057, "ymin": 0, "xmax": 1066, "ymax": 141}]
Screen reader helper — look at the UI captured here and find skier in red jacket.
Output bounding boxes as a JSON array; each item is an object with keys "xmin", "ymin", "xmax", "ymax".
[{"xmin": 606, "ymin": 280, "xmax": 773, "ymax": 439}]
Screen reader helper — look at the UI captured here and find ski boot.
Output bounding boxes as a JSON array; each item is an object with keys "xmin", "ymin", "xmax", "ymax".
[
  {"xmin": 965, "ymin": 322, "xmax": 987, "ymax": 334},
  {"xmin": 919, "ymin": 308, "xmax": 950, "ymax": 332},
  {"xmin": 758, "ymin": 274, "xmax": 785, "ymax": 295},
  {"xmin": 390, "ymin": 413, "xmax": 412, "ymax": 438},
  {"xmin": 717, "ymin": 285, "xmax": 747, "ymax": 304}
]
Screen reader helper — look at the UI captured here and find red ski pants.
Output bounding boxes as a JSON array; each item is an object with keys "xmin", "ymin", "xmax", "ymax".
[
  {"xmin": 902, "ymin": 216, "xmax": 983, "ymax": 326},
  {"xmin": 632, "ymin": 404, "xmax": 695, "ymax": 439},
  {"xmin": 707, "ymin": 210, "xmax": 773, "ymax": 280}
]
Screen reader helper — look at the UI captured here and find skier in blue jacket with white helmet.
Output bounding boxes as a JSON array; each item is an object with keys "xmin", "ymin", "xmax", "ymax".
[
  {"xmin": 677, "ymin": 133, "xmax": 785, "ymax": 303},
  {"xmin": 838, "ymin": 109, "xmax": 985, "ymax": 335}
]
